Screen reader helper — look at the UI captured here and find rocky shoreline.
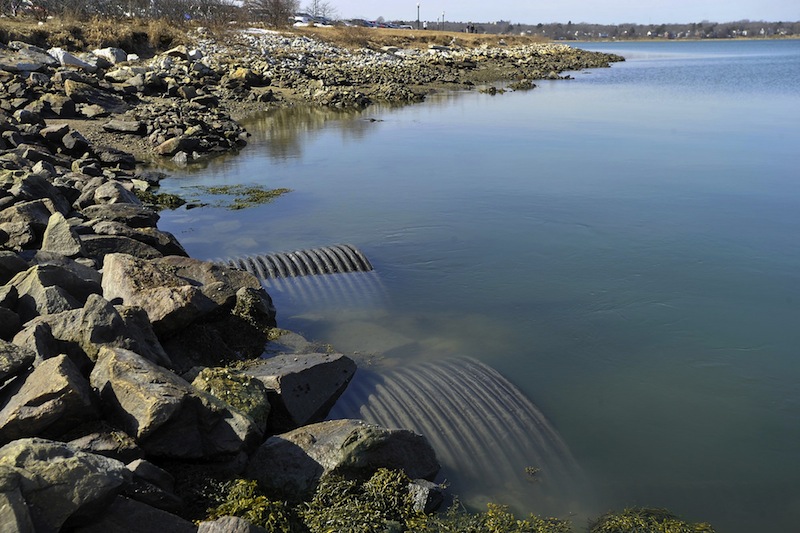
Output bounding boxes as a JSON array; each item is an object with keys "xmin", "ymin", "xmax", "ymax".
[{"xmin": 0, "ymin": 28, "xmax": 624, "ymax": 531}]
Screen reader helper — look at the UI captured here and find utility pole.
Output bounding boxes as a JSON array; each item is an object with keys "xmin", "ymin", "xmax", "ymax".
[{"xmin": 417, "ymin": 3, "xmax": 420, "ymax": 30}]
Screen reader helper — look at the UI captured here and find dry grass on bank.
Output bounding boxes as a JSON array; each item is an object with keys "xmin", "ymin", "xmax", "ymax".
[
  {"xmin": 292, "ymin": 25, "xmax": 550, "ymax": 51},
  {"xmin": 1, "ymin": 15, "xmax": 550, "ymax": 56},
  {"xmin": 0, "ymin": 16, "xmax": 186, "ymax": 55}
]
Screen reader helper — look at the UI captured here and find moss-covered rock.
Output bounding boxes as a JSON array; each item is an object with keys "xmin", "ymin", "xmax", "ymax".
[{"xmin": 191, "ymin": 367, "xmax": 271, "ymax": 432}]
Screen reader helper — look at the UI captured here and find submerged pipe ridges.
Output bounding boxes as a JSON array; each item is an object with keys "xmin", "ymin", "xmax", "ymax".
[{"xmin": 219, "ymin": 244, "xmax": 373, "ymax": 279}]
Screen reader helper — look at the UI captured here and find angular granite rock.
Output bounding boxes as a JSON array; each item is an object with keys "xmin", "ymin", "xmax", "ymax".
[
  {"xmin": 0, "ymin": 466, "xmax": 35, "ymax": 533},
  {"xmin": 81, "ymin": 204, "xmax": 159, "ymax": 228},
  {"xmin": 242, "ymin": 352, "xmax": 356, "ymax": 432},
  {"xmin": 246, "ymin": 419, "xmax": 440, "ymax": 500},
  {"xmin": 87, "ymin": 220, "xmax": 187, "ymax": 257},
  {"xmin": 90, "ymin": 346, "xmax": 259, "ymax": 459},
  {"xmin": 0, "ymin": 438, "xmax": 130, "ymax": 532},
  {"xmin": 0, "ymin": 338, "xmax": 35, "ymax": 382},
  {"xmin": 41, "ymin": 211, "xmax": 84, "ymax": 257},
  {"xmin": 63, "ymin": 80, "xmax": 127, "ymax": 113},
  {"xmin": 8, "ymin": 263, "xmax": 101, "ymax": 322},
  {"xmin": 0, "ymin": 354, "xmax": 98, "ymax": 444},
  {"xmin": 101, "ymin": 254, "xmax": 267, "ymax": 336}
]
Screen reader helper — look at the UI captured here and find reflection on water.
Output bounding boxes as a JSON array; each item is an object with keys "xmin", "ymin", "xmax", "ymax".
[
  {"xmin": 159, "ymin": 40, "xmax": 800, "ymax": 532},
  {"xmin": 243, "ymin": 106, "xmax": 378, "ymax": 160},
  {"xmin": 240, "ymin": 94, "xmax": 467, "ymax": 161}
]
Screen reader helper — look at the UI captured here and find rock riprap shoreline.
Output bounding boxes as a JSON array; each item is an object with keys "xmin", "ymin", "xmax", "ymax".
[
  {"xmin": 0, "ymin": 28, "xmax": 624, "ymax": 531},
  {"xmin": 2, "ymin": 27, "xmax": 623, "ymax": 165}
]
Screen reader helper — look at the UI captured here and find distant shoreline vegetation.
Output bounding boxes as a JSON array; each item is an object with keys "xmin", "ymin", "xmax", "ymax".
[{"xmin": 1, "ymin": 1, "xmax": 797, "ymax": 42}]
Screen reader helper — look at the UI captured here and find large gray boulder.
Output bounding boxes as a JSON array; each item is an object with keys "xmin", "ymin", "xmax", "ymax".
[
  {"xmin": 90, "ymin": 346, "xmax": 259, "ymax": 459},
  {"xmin": 101, "ymin": 254, "xmax": 232, "ymax": 334},
  {"xmin": 0, "ymin": 438, "xmax": 130, "ymax": 532},
  {"xmin": 0, "ymin": 45, "xmax": 57, "ymax": 72},
  {"xmin": 101, "ymin": 254, "xmax": 274, "ymax": 341},
  {"xmin": 242, "ymin": 352, "xmax": 356, "ymax": 432},
  {"xmin": 0, "ymin": 354, "xmax": 98, "ymax": 444},
  {"xmin": 93, "ymin": 180, "xmax": 141, "ymax": 205},
  {"xmin": 19, "ymin": 250, "xmax": 101, "ymax": 286},
  {"xmin": 0, "ymin": 220, "xmax": 37, "ymax": 251},
  {"xmin": 162, "ymin": 285, "xmax": 276, "ymax": 373},
  {"xmin": 246, "ymin": 419, "xmax": 440, "ymax": 500},
  {"xmin": 38, "ymin": 93, "xmax": 77, "ymax": 118}
]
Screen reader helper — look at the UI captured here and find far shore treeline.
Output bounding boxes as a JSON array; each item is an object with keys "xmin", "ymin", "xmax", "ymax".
[{"xmin": 1, "ymin": 0, "xmax": 798, "ymax": 41}]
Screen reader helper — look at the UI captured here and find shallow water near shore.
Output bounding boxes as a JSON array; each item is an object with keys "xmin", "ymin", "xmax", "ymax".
[{"xmin": 159, "ymin": 39, "xmax": 800, "ymax": 531}]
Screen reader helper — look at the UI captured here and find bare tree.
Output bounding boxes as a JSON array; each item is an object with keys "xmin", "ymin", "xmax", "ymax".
[
  {"xmin": 304, "ymin": 0, "xmax": 336, "ymax": 19},
  {"xmin": 246, "ymin": 0, "xmax": 298, "ymax": 27},
  {"xmin": 0, "ymin": 0, "xmax": 27, "ymax": 16}
]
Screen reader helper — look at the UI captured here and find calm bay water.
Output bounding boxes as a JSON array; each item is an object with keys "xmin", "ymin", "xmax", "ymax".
[{"xmin": 159, "ymin": 40, "xmax": 800, "ymax": 531}]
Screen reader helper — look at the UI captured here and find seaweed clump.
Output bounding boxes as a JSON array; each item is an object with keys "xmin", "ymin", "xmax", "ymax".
[
  {"xmin": 206, "ymin": 479, "xmax": 300, "ymax": 532},
  {"xmin": 205, "ymin": 469, "xmax": 573, "ymax": 533},
  {"xmin": 589, "ymin": 507, "xmax": 717, "ymax": 533},
  {"xmin": 133, "ymin": 189, "xmax": 187, "ymax": 210},
  {"xmin": 408, "ymin": 500, "xmax": 572, "ymax": 533},
  {"xmin": 301, "ymin": 469, "xmax": 418, "ymax": 532}
]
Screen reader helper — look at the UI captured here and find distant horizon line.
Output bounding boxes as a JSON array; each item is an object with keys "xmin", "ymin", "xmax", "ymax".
[{"xmin": 333, "ymin": 15, "xmax": 800, "ymax": 26}]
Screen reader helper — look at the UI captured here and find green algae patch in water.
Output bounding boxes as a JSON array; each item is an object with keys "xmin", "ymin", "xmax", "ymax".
[{"xmin": 188, "ymin": 184, "xmax": 292, "ymax": 210}]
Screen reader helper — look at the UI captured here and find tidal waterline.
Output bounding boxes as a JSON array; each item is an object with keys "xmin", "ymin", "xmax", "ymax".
[{"xmin": 159, "ymin": 40, "xmax": 800, "ymax": 531}]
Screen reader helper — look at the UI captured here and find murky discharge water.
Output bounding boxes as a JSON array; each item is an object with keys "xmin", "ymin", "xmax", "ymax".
[{"xmin": 159, "ymin": 40, "xmax": 800, "ymax": 531}]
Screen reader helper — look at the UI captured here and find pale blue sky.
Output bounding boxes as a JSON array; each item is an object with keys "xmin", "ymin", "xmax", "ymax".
[{"xmin": 325, "ymin": 0, "xmax": 799, "ymax": 24}]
